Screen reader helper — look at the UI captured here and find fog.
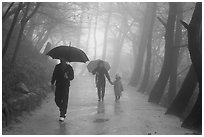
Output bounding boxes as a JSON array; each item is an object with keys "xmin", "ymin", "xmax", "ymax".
[{"xmin": 2, "ymin": 2, "xmax": 201, "ymax": 134}]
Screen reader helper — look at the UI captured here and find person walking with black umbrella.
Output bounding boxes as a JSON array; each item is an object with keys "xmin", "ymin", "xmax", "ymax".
[
  {"xmin": 51, "ymin": 58, "xmax": 74, "ymax": 122},
  {"xmin": 47, "ymin": 44, "xmax": 89, "ymax": 122},
  {"xmin": 92, "ymin": 60, "xmax": 113, "ymax": 101}
]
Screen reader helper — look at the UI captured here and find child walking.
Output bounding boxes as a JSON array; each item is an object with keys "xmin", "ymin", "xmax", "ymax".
[{"xmin": 113, "ymin": 74, "xmax": 124, "ymax": 101}]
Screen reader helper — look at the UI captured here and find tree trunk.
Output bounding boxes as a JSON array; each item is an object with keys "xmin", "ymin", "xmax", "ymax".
[
  {"xmin": 11, "ymin": 23, "xmax": 26, "ymax": 63},
  {"xmin": 130, "ymin": 43, "xmax": 146, "ymax": 87},
  {"xmin": 180, "ymin": 2, "xmax": 202, "ymax": 131},
  {"xmin": 167, "ymin": 3, "xmax": 183, "ymax": 105},
  {"xmin": 26, "ymin": 20, "xmax": 36, "ymax": 41},
  {"xmin": 110, "ymin": 31, "xmax": 123, "ymax": 75},
  {"xmin": 148, "ymin": 3, "xmax": 177, "ymax": 104},
  {"xmin": 110, "ymin": 11, "xmax": 132, "ymax": 76},
  {"xmin": 86, "ymin": 15, "xmax": 92, "ymax": 53},
  {"xmin": 93, "ymin": 4, "xmax": 98, "ymax": 59},
  {"xmin": 2, "ymin": 2, "xmax": 22, "ymax": 58},
  {"xmin": 2, "ymin": 2, "xmax": 14, "ymax": 22},
  {"xmin": 73, "ymin": 6, "xmax": 84, "ymax": 70},
  {"xmin": 78, "ymin": 16, "xmax": 92, "ymax": 76},
  {"xmin": 3, "ymin": 3, "xmax": 26, "ymax": 23},
  {"xmin": 37, "ymin": 31, "xmax": 51, "ymax": 51},
  {"xmin": 182, "ymin": 89, "xmax": 201, "ymax": 131},
  {"xmin": 129, "ymin": 3, "xmax": 155, "ymax": 87},
  {"xmin": 102, "ymin": 3, "xmax": 112, "ymax": 60},
  {"xmin": 76, "ymin": 7, "xmax": 84, "ymax": 47},
  {"xmin": 181, "ymin": 3, "xmax": 202, "ymax": 85},
  {"xmin": 166, "ymin": 65, "xmax": 197, "ymax": 117},
  {"xmin": 139, "ymin": 3, "xmax": 157, "ymax": 92},
  {"xmin": 11, "ymin": 3, "xmax": 40, "ymax": 63}
]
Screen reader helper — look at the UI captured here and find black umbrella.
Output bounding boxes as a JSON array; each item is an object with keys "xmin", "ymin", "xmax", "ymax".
[{"xmin": 46, "ymin": 46, "xmax": 89, "ymax": 63}]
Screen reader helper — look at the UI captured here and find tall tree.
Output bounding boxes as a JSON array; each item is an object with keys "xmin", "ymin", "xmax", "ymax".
[
  {"xmin": 11, "ymin": 2, "xmax": 41, "ymax": 63},
  {"xmin": 37, "ymin": 30, "xmax": 52, "ymax": 51},
  {"xmin": 34, "ymin": 28, "xmax": 48, "ymax": 48},
  {"xmin": 166, "ymin": 65, "xmax": 197, "ymax": 117},
  {"xmin": 2, "ymin": 3, "xmax": 26, "ymax": 23},
  {"xmin": 2, "ymin": 2, "xmax": 14, "ymax": 21},
  {"xmin": 129, "ymin": 3, "xmax": 156, "ymax": 87},
  {"xmin": 93, "ymin": 3, "xmax": 98, "ymax": 59},
  {"xmin": 110, "ymin": 12, "xmax": 127, "ymax": 75},
  {"xmin": 86, "ymin": 14, "xmax": 92, "ymax": 53},
  {"xmin": 76, "ymin": 6, "xmax": 84, "ymax": 47},
  {"xmin": 180, "ymin": 2, "xmax": 202, "ymax": 130},
  {"xmin": 139, "ymin": 3, "xmax": 157, "ymax": 92},
  {"xmin": 26, "ymin": 16, "xmax": 37, "ymax": 41},
  {"xmin": 148, "ymin": 3, "xmax": 178, "ymax": 104},
  {"xmin": 102, "ymin": 3, "xmax": 112, "ymax": 60},
  {"xmin": 2, "ymin": 2, "xmax": 23, "ymax": 58},
  {"xmin": 167, "ymin": 3, "xmax": 183, "ymax": 104}
]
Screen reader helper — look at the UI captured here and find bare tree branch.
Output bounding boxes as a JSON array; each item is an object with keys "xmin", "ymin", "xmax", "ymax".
[
  {"xmin": 157, "ymin": 16, "xmax": 167, "ymax": 28},
  {"xmin": 174, "ymin": 44, "xmax": 188, "ymax": 49},
  {"xmin": 180, "ymin": 20, "xmax": 189, "ymax": 29},
  {"xmin": 25, "ymin": 3, "xmax": 41, "ymax": 23},
  {"xmin": 2, "ymin": 2, "xmax": 14, "ymax": 21},
  {"xmin": 3, "ymin": 3, "xmax": 26, "ymax": 22}
]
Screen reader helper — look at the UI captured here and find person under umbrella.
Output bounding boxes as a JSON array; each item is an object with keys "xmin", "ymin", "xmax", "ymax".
[
  {"xmin": 92, "ymin": 60, "xmax": 113, "ymax": 101},
  {"xmin": 51, "ymin": 58, "xmax": 74, "ymax": 122},
  {"xmin": 47, "ymin": 44, "xmax": 89, "ymax": 122}
]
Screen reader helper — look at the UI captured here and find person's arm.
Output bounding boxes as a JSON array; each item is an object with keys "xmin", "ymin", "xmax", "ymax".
[
  {"xmin": 51, "ymin": 66, "xmax": 57, "ymax": 85},
  {"xmin": 67, "ymin": 65, "xmax": 74, "ymax": 81},
  {"xmin": 104, "ymin": 69, "xmax": 113, "ymax": 85}
]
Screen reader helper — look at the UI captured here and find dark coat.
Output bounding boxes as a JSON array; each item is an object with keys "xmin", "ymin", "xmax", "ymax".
[
  {"xmin": 93, "ymin": 67, "xmax": 111, "ymax": 87},
  {"xmin": 51, "ymin": 63, "xmax": 74, "ymax": 87}
]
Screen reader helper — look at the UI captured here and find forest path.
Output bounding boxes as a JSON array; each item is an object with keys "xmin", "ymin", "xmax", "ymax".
[{"xmin": 3, "ymin": 75, "xmax": 192, "ymax": 135}]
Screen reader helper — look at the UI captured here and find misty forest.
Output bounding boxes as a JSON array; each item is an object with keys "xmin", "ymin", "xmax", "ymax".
[{"xmin": 2, "ymin": 2, "xmax": 202, "ymax": 135}]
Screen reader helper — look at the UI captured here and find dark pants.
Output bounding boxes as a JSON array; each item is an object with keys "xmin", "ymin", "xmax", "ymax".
[
  {"xmin": 97, "ymin": 82, "xmax": 105, "ymax": 100},
  {"xmin": 55, "ymin": 85, "xmax": 69, "ymax": 118}
]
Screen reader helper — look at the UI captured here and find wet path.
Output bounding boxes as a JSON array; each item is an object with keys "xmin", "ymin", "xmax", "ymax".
[{"xmin": 3, "ymin": 75, "xmax": 192, "ymax": 135}]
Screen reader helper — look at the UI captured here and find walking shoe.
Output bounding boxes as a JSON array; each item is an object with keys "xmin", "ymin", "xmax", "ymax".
[{"xmin": 59, "ymin": 117, "xmax": 65, "ymax": 122}]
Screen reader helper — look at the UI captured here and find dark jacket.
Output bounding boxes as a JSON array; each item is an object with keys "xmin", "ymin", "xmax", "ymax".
[
  {"xmin": 51, "ymin": 63, "xmax": 74, "ymax": 87},
  {"xmin": 92, "ymin": 67, "xmax": 111, "ymax": 86}
]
